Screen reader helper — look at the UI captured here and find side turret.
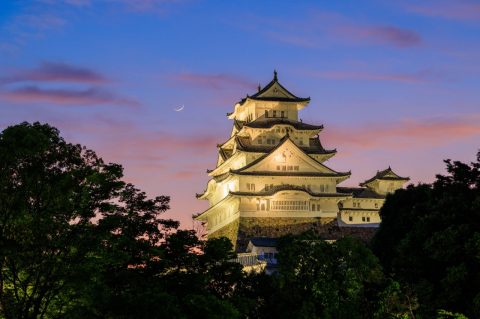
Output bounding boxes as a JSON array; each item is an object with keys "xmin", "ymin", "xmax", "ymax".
[{"xmin": 360, "ymin": 167, "xmax": 410, "ymax": 195}]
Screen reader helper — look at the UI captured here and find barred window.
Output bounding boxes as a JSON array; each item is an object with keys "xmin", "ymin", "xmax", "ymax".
[{"xmin": 271, "ymin": 200, "xmax": 308, "ymax": 211}]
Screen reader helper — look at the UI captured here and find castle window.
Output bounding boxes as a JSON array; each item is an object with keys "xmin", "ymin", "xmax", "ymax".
[
  {"xmin": 288, "ymin": 165, "xmax": 293, "ymax": 171},
  {"xmin": 375, "ymin": 203, "xmax": 378, "ymax": 209},
  {"xmin": 281, "ymin": 111, "xmax": 285, "ymax": 118},
  {"xmin": 299, "ymin": 140, "xmax": 304, "ymax": 145},
  {"xmin": 258, "ymin": 138, "xmax": 263, "ymax": 144},
  {"xmin": 362, "ymin": 217, "xmax": 366, "ymax": 222},
  {"xmin": 349, "ymin": 216, "xmax": 353, "ymax": 222},
  {"xmin": 317, "ymin": 204, "xmax": 320, "ymax": 211},
  {"xmin": 272, "ymin": 200, "xmax": 308, "ymax": 211},
  {"xmin": 367, "ymin": 217, "xmax": 371, "ymax": 222},
  {"xmin": 320, "ymin": 185, "xmax": 324, "ymax": 192},
  {"xmin": 311, "ymin": 204, "xmax": 315, "ymax": 211},
  {"xmin": 265, "ymin": 110, "xmax": 269, "ymax": 118},
  {"xmin": 273, "ymin": 110, "xmax": 277, "ymax": 117},
  {"xmin": 276, "ymin": 165, "xmax": 280, "ymax": 171}
]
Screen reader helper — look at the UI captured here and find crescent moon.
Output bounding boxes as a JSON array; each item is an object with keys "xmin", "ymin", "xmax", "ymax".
[{"xmin": 174, "ymin": 105, "xmax": 185, "ymax": 112}]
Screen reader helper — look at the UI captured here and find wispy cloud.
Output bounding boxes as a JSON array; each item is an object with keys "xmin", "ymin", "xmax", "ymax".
[
  {"xmin": 172, "ymin": 72, "xmax": 257, "ymax": 90},
  {"xmin": 404, "ymin": 0, "xmax": 480, "ymax": 21},
  {"xmin": 307, "ymin": 69, "xmax": 440, "ymax": 83},
  {"xmin": 0, "ymin": 86, "xmax": 139, "ymax": 107},
  {"xmin": 0, "ymin": 0, "xmax": 186, "ymax": 53},
  {"xmin": 334, "ymin": 25, "xmax": 422, "ymax": 48},
  {"xmin": 0, "ymin": 61, "xmax": 138, "ymax": 107},
  {"xmin": 324, "ymin": 115, "xmax": 480, "ymax": 151},
  {"xmin": 244, "ymin": 11, "xmax": 422, "ymax": 49},
  {"xmin": 116, "ymin": 0, "xmax": 178, "ymax": 12},
  {"xmin": 0, "ymin": 62, "xmax": 110, "ymax": 84},
  {"xmin": 0, "ymin": 12, "xmax": 66, "ymax": 52}
]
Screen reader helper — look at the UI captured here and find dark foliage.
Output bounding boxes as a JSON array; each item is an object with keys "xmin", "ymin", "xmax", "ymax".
[
  {"xmin": 261, "ymin": 234, "xmax": 384, "ymax": 319},
  {"xmin": 1, "ymin": 122, "xmax": 477, "ymax": 319},
  {"xmin": 0, "ymin": 123, "xmax": 249, "ymax": 318},
  {"xmin": 372, "ymin": 151, "xmax": 480, "ymax": 318}
]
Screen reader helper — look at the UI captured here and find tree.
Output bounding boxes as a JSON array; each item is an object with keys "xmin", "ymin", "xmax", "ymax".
[
  {"xmin": 372, "ymin": 152, "xmax": 480, "ymax": 318},
  {"xmin": 0, "ymin": 122, "xmax": 259, "ymax": 318},
  {"xmin": 0, "ymin": 122, "xmax": 174, "ymax": 318},
  {"xmin": 261, "ymin": 233, "xmax": 384, "ymax": 319}
]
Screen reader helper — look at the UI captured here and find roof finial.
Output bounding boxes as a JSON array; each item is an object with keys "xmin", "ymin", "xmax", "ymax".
[
  {"xmin": 257, "ymin": 83, "xmax": 261, "ymax": 92},
  {"xmin": 273, "ymin": 69, "xmax": 278, "ymax": 81}
]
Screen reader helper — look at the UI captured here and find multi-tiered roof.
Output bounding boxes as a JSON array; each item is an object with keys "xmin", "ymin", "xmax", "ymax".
[
  {"xmin": 194, "ymin": 72, "xmax": 410, "ymax": 245},
  {"xmin": 195, "ymin": 72, "xmax": 352, "ymax": 232}
]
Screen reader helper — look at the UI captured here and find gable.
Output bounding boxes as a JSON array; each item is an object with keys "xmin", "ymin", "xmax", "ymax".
[
  {"xmin": 257, "ymin": 82, "xmax": 294, "ymax": 99},
  {"xmin": 240, "ymin": 138, "xmax": 336, "ymax": 174},
  {"xmin": 383, "ymin": 171, "xmax": 400, "ymax": 178}
]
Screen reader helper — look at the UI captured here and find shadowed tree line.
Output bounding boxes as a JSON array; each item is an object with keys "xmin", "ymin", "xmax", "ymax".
[{"xmin": 0, "ymin": 122, "xmax": 478, "ymax": 319}]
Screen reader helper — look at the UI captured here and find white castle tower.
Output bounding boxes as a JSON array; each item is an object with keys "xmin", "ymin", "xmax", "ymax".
[{"xmin": 195, "ymin": 72, "xmax": 409, "ymax": 250}]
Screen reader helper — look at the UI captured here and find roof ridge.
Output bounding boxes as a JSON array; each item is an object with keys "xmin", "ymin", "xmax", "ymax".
[
  {"xmin": 237, "ymin": 71, "xmax": 310, "ymax": 105},
  {"xmin": 232, "ymin": 135, "xmax": 347, "ymax": 175},
  {"xmin": 360, "ymin": 167, "xmax": 410, "ymax": 186}
]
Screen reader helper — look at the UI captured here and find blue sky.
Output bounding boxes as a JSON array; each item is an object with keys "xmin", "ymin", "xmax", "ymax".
[{"xmin": 1, "ymin": 0, "xmax": 479, "ymax": 226}]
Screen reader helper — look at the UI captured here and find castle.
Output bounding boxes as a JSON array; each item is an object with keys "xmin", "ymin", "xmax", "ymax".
[{"xmin": 195, "ymin": 72, "xmax": 409, "ymax": 251}]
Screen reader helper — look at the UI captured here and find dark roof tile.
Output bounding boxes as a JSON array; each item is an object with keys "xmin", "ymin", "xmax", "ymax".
[
  {"xmin": 249, "ymin": 237, "xmax": 278, "ymax": 247},
  {"xmin": 237, "ymin": 71, "xmax": 309, "ymax": 105},
  {"xmin": 244, "ymin": 118, "xmax": 323, "ymax": 130},
  {"xmin": 337, "ymin": 187, "xmax": 385, "ymax": 199},
  {"xmin": 360, "ymin": 167, "xmax": 410, "ymax": 186}
]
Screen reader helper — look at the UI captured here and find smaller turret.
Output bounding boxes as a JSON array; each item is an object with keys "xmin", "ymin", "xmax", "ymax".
[{"xmin": 360, "ymin": 167, "xmax": 410, "ymax": 195}]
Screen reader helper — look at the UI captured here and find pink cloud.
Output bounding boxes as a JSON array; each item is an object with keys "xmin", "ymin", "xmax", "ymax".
[
  {"xmin": 307, "ymin": 69, "xmax": 439, "ymax": 83},
  {"xmin": 323, "ymin": 115, "xmax": 480, "ymax": 151},
  {"xmin": 172, "ymin": 72, "xmax": 257, "ymax": 90},
  {"xmin": 405, "ymin": 1, "xmax": 480, "ymax": 21},
  {"xmin": 335, "ymin": 25, "xmax": 422, "ymax": 48},
  {"xmin": 108, "ymin": 132, "xmax": 218, "ymax": 160},
  {"xmin": 1, "ymin": 62, "xmax": 109, "ymax": 84},
  {"xmin": 173, "ymin": 171, "xmax": 198, "ymax": 179},
  {"xmin": 245, "ymin": 11, "xmax": 422, "ymax": 49},
  {"xmin": 0, "ymin": 86, "xmax": 139, "ymax": 107}
]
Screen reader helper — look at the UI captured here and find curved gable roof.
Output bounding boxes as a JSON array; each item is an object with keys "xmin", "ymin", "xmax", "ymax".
[
  {"xmin": 233, "ymin": 134, "xmax": 348, "ymax": 176},
  {"xmin": 360, "ymin": 167, "xmax": 410, "ymax": 187},
  {"xmin": 237, "ymin": 71, "xmax": 310, "ymax": 105}
]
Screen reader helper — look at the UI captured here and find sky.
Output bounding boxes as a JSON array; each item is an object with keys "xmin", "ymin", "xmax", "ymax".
[{"xmin": 1, "ymin": 0, "xmax": 479, "ymax": 227}]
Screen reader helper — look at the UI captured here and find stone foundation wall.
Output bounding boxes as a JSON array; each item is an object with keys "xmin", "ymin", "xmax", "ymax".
[
  {"xmin": 236, "ymin": 217, "xmax": 376, "ymax": 252},
  {"xmin": 207, "ymin": 217, "xmax": 377, "ymax": 252},
  {"xmin": 209, "ymin": 218, "xmax": 240, "ymax": 249}
]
